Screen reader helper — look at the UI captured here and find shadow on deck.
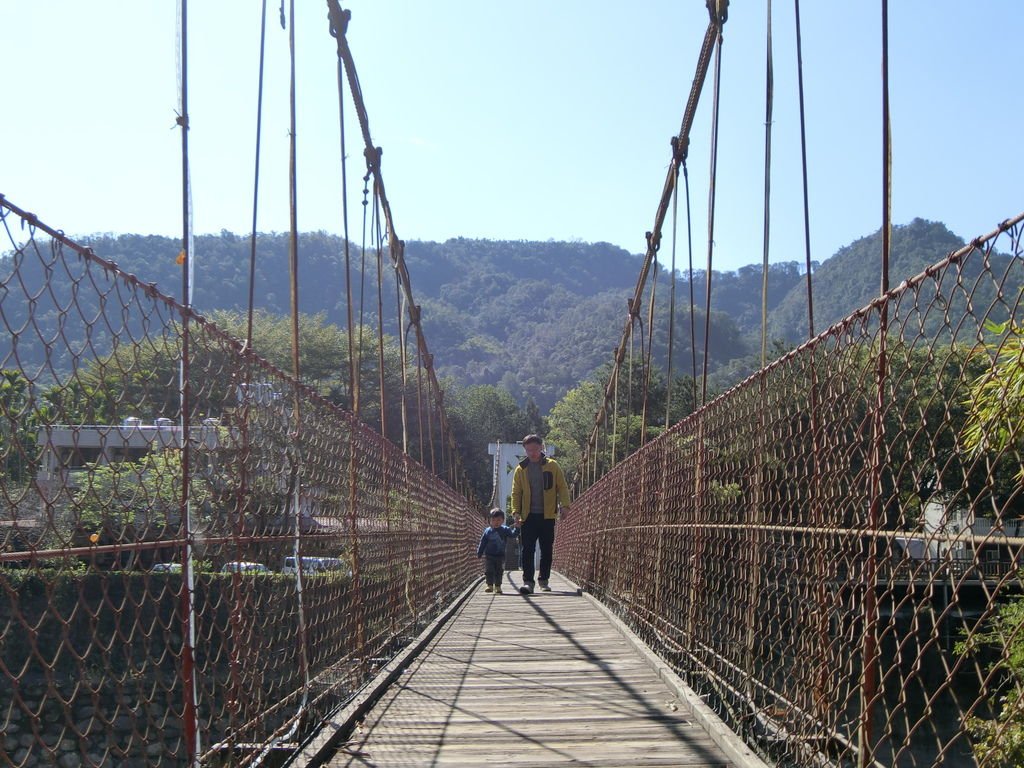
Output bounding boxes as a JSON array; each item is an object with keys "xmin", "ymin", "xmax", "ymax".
[{"xmin": 287, "ymin": 572, "xmax": 766, "ymax": 767}]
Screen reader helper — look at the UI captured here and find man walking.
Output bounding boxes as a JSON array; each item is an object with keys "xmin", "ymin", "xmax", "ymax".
[{"xmin": 510, "ymin": 435, "xmax": 571, "ymax": 594}]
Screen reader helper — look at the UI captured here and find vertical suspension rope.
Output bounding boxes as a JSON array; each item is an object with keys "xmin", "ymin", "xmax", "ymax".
[
  {"xmin": 761, "ymin": 1, "xmax": 774, "ymax": 369},
  {"xmin": 175, "ymin": 1, "xmax": 199, "ymax": 763},
  {"xmin": 640, "ymin": 252, "xmax": 657, "ymax": 446},
  {"xmin": 685, "ymin": 161, "xmax": 698, "ymax": 411},
  {"xmin": 285, "ymin": 0, "xmax": 311, "ymax": 721},
  {"xmin": 860, "ymin": 2, "xmax": 891, "ymax": 764},
  {"xmin": 793, "ymin": 0, "xmax": 816, "ymax": 338},
  {"xmin": 701, "ymin": 24, "xmax": 725, "ymax": 406},
  {"xmin": 415, "ymin": 340, "xmax": 426, "ymax": 463},
  {"xmin": 397, "ymin": 268, "xmax": 409, "ymax": 454},
  {"xmin": 573, "ymin": 6, "xmax": 723, "ymax": 489},
  {"xmin": 231, "ymin": 0, "xmax": 271, "ymax": 741},
  {"xmin": 355, "ymin": 175, "xmax": 371, "ymax": 418},
  {"xmin": 246, "ymin": 0, "xmax": 270, "ymax": 350},
  {"xmin": 425, "ymin": 354, "xmax": 437, "ymax": 473},
  {"xmin": 665, "ymin": 173, "xmax": 679, "ymax": 429},
  {"xmin": 337, "ymin": 57, "xmax": 358, "ymax": 413},
  {"xmin": 331, "ymin": 15, "xmax": 366, "ymax": 677},
  {"xmin": 610, "ymin": 362, "xmax": 620, "ymax": 467},
  {"xmin": 625, "ymin": 319, "xmax": 635, "ymax": 455},
  {"xmin": 746, "ymin": 0, "xmax": 773, "ymax": 727},
  {"xmin": 792, "ymin": 0, "xmax": 829, "ymax": 716},
  {"xmin": 374, "ymin": 187, "xmax": 387, "ymax": 438}
]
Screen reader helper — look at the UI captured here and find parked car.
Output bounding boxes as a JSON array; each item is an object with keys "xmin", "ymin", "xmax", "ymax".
[
  {"xmin": 281, "ymin": 556, "xmax": 347, "ymax": 575},
  {"xmin": 221, "ymin": 561, "xmax": 270, "ymax": 574},
  {"xmin": 151, "ymin": 562, "xmax": 182, "ymax": 573}
]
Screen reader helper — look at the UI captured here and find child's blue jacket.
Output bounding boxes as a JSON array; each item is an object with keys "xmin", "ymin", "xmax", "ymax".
[{"xmin": 477, "ymin": 525, "xmax": 519, "ymax": 557}]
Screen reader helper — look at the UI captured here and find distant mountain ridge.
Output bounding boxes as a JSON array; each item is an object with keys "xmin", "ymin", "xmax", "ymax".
[{"xmin": 3, "ymin": 218, "xmax": 1010, "ymax": 411}]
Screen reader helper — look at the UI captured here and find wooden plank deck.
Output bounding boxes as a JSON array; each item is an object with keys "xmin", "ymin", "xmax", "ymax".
[{"xmin": 295, "ymin": 572, "xmax": 766, "ymax": 768}]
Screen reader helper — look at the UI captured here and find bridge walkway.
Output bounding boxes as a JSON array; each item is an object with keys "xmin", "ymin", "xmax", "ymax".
[{"xmin": 292, "ymin": 572, "xmax": 765, "ymax": 768}]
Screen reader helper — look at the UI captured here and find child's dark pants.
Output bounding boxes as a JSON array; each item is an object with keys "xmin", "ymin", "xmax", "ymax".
[{"xmin": 484, "ymin": 554, "xmax": 504, "ymax": 587}]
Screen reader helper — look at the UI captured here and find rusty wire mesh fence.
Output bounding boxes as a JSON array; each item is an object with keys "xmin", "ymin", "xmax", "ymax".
[
  {"xmin": 0, "ymin": 197, "xmax": 480, "ymax": 767},
  {"xmin": 558, "ymin": 214, "xmax": 1024, "ymax": 767}
]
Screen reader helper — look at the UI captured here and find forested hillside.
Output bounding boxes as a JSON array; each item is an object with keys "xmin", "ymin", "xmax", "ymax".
[
  {"xmin": 3, "ymin": 218, "xmax": 1010, "ymax": 414},
  {"xmin": 768, "ymin": 218, "xmax": 1015, "ymax": 342}
]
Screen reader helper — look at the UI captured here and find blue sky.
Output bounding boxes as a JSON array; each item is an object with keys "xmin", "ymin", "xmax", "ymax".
[{"xmin": 2, "ymin": 2, "xmax": 1021, "ymax": 273}]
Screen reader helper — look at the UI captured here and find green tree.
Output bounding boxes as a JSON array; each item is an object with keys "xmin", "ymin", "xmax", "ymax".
[
  {"xmin": 963, "ymin": 320, "xmax": 1024, "ymax": 486},
  {"xmin": 0, "ymin": 369, "xmax": 36, "ymax": 482},
  {"xmin": 71, "ymin": 449, "xmax": 212, "ymax": 564},
  {"xmin": 446, "ymin": 384, "xmax": 529, "ymax": 501},
  {"xmin": 958, "ymin": 590, "xmax": 1024, "ymax": 766}
]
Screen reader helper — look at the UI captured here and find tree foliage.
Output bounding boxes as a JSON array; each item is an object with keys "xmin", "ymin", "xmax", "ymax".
[
  {"xmin": 963, "ymin": 320, "xmax": 1024, "ymax": 486},
  {"xmin": 957, "ymin": 319, "xmax": 1024, "ymax": 764}
]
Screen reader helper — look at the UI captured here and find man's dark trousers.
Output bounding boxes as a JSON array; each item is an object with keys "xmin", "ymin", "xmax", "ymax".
[{"xmin": 520, "ymin": 515, "xmax": 555, "ymax": 585}]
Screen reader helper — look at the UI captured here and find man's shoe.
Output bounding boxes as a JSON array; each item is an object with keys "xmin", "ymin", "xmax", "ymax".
[
  {"xmin": 539, "ymin": 580, "xmax": 552, "ymax": 592},
  {"xmin": 494, "ymin": 585, "xmax": 503, "ymax": 594},
  {"xmin": 519, "ymin": 582, "xmax": 534, "ymax": 595},
  {"xmin": 484, "ymin": 585, "xmax": 493, "ymax": 593}
]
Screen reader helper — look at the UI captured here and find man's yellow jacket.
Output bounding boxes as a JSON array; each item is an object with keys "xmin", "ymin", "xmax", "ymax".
[{"xmin": 510, "ymin": 455, "xmax": 571, "ymax": 522}]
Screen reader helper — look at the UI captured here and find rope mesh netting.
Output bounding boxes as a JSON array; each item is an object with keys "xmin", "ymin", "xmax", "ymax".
[
  {"xmin": 0, "ymin": 197, "xmax": 480, "ymax": 767},
  {"xmin": 558, "ymin": 214, "xmax": 1024, "ymax": 767}
]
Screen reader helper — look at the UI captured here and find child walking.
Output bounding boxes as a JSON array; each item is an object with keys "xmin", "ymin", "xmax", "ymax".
[{"xmin": 477, "ymin": 508, "xmax": 520, "ymax": 594}]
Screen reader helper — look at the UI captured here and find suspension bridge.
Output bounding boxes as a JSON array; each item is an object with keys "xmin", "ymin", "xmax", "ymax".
[{"xmin": 2, "ymin": 2, "xmax": 1023, "ymax": 767}]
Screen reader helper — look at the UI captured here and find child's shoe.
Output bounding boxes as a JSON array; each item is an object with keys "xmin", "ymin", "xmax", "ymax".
[
  {"xmin": 539, "ymin": 580, "xmax": 551, "ymax": 592},
  {"xmin": 519, "ymin": 582, "xmax": 534, "ymax": 595},
  {"xmin": 484, "ymin": 585, "xmax": 493, "ymax": 593},
  {"xmin": 494, "ymin": 585, "xmax": 503, "ymax": 594}
]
